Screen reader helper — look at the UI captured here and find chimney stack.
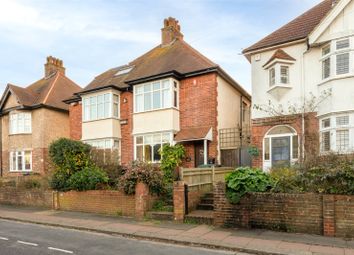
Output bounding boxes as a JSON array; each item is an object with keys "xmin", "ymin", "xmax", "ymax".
[
  {"xmin": 45, "ymin": 56, "xmax": 65, "ymax": 77},
  {"xmin": 161, "ymin": 17, "xmax": 183, "ymax": 46}
]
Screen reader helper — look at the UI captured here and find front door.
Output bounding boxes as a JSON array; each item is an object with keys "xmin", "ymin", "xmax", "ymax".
[
  {"xmin": 195, "ymin": 142, "xmax": 205, "ymax": 167},
  {"xmin": 271, "ymin": 137, "xmax": 290, "ymax": 167}
]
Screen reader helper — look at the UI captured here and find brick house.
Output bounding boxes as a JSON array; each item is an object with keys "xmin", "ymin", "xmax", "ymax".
[
  {"xmin": 0, "ymin": 56, "xmax": 81, "ymax": 176},
  {"xmin": 243, "ymin": 0, "xmax": 354, "ymax": 170},
  {"xmin": 66, "ymin": 17, "xmax": 251, "ymax": 168}
]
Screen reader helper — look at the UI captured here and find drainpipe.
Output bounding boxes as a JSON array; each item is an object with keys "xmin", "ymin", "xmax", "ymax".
[
  {"xmin": 0, "ymin": 115, "xmax": 2, "ymax": 177},
  {"xmin": 203, "ymin": 139, "xmax": 208, "ymax": 165},
  {"xmin": 301, "ymin": 43, "xmax": 310, "ymax": 163}
]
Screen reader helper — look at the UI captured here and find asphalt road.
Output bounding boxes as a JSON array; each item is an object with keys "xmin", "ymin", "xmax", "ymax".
[{"xmin": 0, "ymin": 219, "xmax": 249, "ymax": 255}]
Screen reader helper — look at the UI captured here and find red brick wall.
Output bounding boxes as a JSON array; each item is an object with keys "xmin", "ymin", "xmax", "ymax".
[
  {"xmin": 0, "ymin": 187, "xmax": 53, "ymax": 208},
  {"xmin": 69, "ymin": 102, "xmax": 82, "ymax": 141},
  {"xmin": 120, "ymin": 91, "xmax": 133, "ymax": 166},
  {"xmin": 213, "ymin": 182, "xmax": 354, "ymax": 238},
  {"xmin": 57, "ymin": 190, "xmax": 136, "ymax": 216},
  {"xmin": 251, "ymin": 112, "xmax": 319, "ymax": 168},
  {"xmin": 179, "ymin": 73, "xmax": 218, "ymax": 165}
]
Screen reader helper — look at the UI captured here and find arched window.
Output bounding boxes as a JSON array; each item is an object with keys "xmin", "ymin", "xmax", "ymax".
[{"xmin": 263, "ymin": 125, "xmax": 298, "ymax": 169}]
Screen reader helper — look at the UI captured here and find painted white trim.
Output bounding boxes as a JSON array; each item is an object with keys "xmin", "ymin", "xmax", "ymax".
[{"xmin": 309, "ymin": 0, "xmax": 351, "ymax": 45}]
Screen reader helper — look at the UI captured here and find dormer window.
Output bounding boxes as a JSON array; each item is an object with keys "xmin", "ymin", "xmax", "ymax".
[{"xmin": 280, "ymin": 66, "xmax": 289, "ymax": 84}]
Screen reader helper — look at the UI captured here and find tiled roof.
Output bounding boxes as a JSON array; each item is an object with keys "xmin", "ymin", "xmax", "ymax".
[
  {"xmin": 263, "ymin": 49, "xmax": 296, "ymax": 67},
  {"xmin": 1, "ymin": 72, "xmax": 81, "ymax": 111},
  {"xmin": 79, "ymin": 39, "xmax": 218, "ymax": 94},
  {"xmin": 174, "ymin": 126, "xmax": 211, "ymax": 142},
  {"xmin": 243, "ymin": 0, "xmax": 333, "ymax": 53}
]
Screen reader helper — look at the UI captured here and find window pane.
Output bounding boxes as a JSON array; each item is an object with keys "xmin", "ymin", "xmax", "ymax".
[
  {"xmin": 144, "ymin": 145, "xmax": 152, "ymax": 161},
  {"xmin": 113, "ymin": 103, "xmax": 119, "ymax": 117},
  {"xmin": 113, "ymin": 94, "xmax": 119, "ymax": 103},
  {"xmin": 24, "ymin": 151, "xmax": 31, "ymax": 170},
  {"xmin": 153, "ymin": 144, "xmax": 161, "ymax": 162},
  {"xmin": 336, "ymin": 116, "xmax": 349, "ymax": 126},
  {"xmin": 144, "ymin": 92, "xmax": 152, "ymax": 111},
  {"xmin": 322, "ymin": 45, "xmax": 330, "ymax": 56},
  {"xmin": 152, "ymin": 82, "xmax": 160, "ymax": 90},
  {"xmin": 322, "ymin": 131, "xmax": 331, "ymax": 152},
  {"xmin": 17, "ymin": 152, "xmax": 23, "ymax": 171},
  {"xmin": 336, "ymin": 130, "xmax": 349, "ymax": 151},
  {"xmin": 90, "ymin": 97, "xmax": 97, "ymax": 120},
  {"xmin": 174, "ymin": 90, "xmax": 178, "ymax": 107},
  {"xmin": 269, "ymin": 68, "xmax": 275, "ymax": 86},
  {"xmin": 11, "ymin": 152, "xmax": 16, "ymax": 171},
  {"xmin": 336, "ymin": 39, "xmax": 349, "ymax": 50},
  {"xmin": 162, "ymin": 80, "xmax": 170, "ymax": 89},
  {"xmin": 136, "ymin": 136, "xmax": 143, "ymax": 144},
  {"xmin": 322, "ymin": 58, "xmax": 330, "ymax": 79},
  {"xmin": 292, "ymin": 136, "xmax": 298, "ymax": 159},
  {"xmin": 322, "ymin": 118, "xmax": 331, "ymax": 128},
  {"xmin": 280, "ymin": 66, "xmax": 289, "ymax": 84},
  {"xmin": 144, "ymin": 84, "xmax": 151, "ymax": 92},
  {"xmin": 162, "ymin": 133, "xmax": 170, "ymax": 143},
  {"xmin": 136, "ymin": 86, "xmax": 144, "ymax": 94},
  {"xmin": 153, "ymin": 134, "xmax": 161, "ymax": 144},
  {"xmin": 144, "ymin": 135, "xmax": 153, "ymax": 144},
  {"xmin": 97, "ymin": 95, "xmax": 104, "ymax": 119},
  {"xmin": 105, "ymin": 140, "xmax": 112, "ymax": 148},
  {"xmin": 84, "ymin": 106, "xmax": 90, "ymax": 121},
  {"xmin": 336, "ymin": 53, "xmax": 349, "ymax": 75},
  {"xmin": 136, "ymin": 145, "xmax": 143, "ymax": 161},
  {"xmin": 135, "ymin": 94, "xmax": 143, "ymax": 112},
  {"xmin": 264, "ymin": 138, "xmax": 270, "ymax": 160},
  {"xmin": 162, "ymin": 89, "xmax": 171, "ymax": 108},
  {"xmin": 153, "ymin": 91, "xmax": 161, "ymax": 109}
]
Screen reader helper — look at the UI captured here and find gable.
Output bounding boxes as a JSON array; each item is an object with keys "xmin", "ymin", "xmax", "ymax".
[
  {"xmin": 3, "ymin": 92, "xmax": 20, "ymax": 110},
  {"xmin": 310, "ymin": 0, "xmax": 353, "ymax": 45}
]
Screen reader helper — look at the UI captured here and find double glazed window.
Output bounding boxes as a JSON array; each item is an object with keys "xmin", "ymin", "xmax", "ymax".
[
  {"xmin": 10, "ymin": 151, "xmax": 32, "ymax": 172},
  {"xmin": 320, "ymin": 115, "xmax": 351, "ymax": 152},
  {"xmin": 83, "ymin": 93, "xmax": 119, "ymax": 121},
  {"xmin": 322, "ymin": 38, "xmax": 351, "ymax": 79},
  {"xmin": 135, "ymin": 132, "xmax": 171, "ymax": 162},
  {"xmin": 134, "ymin": 79, "xmax": 178, "ymax": 113},
  {"xmin": 85, "ymin": 139, "xmax": 119, "ymax": 149},
  {"xmin": 9, "ymin": 112, "xmax": 31, "ymax": 134}
]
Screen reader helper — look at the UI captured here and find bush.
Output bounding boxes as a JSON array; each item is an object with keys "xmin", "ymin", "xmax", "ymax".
[
  {"xmin": 225, "ymin": 167, "xmax": 273, "ymax": 204},
  {"xmin": 49, "ymin": 138, "xmax": 92, "ymax": 176},
  {"xmin": 119, "ymin": 161, "xmax": 165, "ymax": 195},
  {"xmin": 67, "ymin": 166, "xmax": 109, "ymax": 191},
  {"xmin": 160, "ymin": 144, "xmax": 185, "ymax": 183},
  {"xmin": 50, "ymin": 168, "xmax": 71, "ymax": 191},
  {"xmin": 270, "ymin": 167, "xmax": 303, "ymax": 193}
]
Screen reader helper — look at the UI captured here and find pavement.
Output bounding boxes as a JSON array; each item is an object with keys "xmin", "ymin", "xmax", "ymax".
[{"xmin": 0, "ymin": 205, "xmax": 353, "ymax": 255}]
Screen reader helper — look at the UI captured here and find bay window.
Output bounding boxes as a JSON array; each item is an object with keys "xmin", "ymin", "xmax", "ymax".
[
  {"xmin": 83, "ymin": 92, "xmax": 119, "ymax": 121},
  {"xmin": 134, "ymin": 79, "xmax": 178, "ymax": 113},
  {"xmin": 9, "ymin": 112, "xmax": 31, "ymax": 134},
  {"xmin": 135, "ymin": 132, "xmax": 172, "ymax": 162},
  {"xmin": 10, "ymin": 151, "xmax": 32, "ymax": 172},
  {"xmin": 85, "ymin": 138, "xmax": 119, "ymax": 149}
]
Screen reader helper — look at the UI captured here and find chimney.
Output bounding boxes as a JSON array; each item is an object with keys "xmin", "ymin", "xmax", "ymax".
[
  {"xmin": 44, "ymin": 56, "xmax": 65, "ymax": 77},
  {"xmin": 161, "ymin": 17, "xmax": 183, "ymax": 46}
]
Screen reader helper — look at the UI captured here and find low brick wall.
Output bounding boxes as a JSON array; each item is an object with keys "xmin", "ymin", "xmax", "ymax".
[
  {"xmin": 214, "ymin": 182, "xmax": 354, "ymax": 238},
  {"xmin": 56, "ymin": 190, "xmax": 136, "ymax": 216},
  {"xmin": 0, "ymin": 187, "xmax": 53, "ymax": 208}
]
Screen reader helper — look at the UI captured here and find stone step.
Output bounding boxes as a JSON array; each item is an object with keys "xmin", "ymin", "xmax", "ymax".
[
  {"xmin": 185, "ymin": 210, "xmax": 213, "ymax": 225},
  {"xmin": 196, "ymin": 203, "xmax": 214, "ymax": 211},
  {"xmin": 200, "ymin": 197, "xmax": 214, "ymax": 205},
  {"xmin": 147, "ymin": 211, "xmax": 173, "ymax": 221},
  {"xmin": 202, "ymin": 193, "xmax": 213, "ymax": 199}
]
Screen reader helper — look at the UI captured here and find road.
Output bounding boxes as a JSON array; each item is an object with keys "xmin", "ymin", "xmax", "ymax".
[{"xmin": 0, "ymin": 219, "xmax": 249, "ymax": 255}]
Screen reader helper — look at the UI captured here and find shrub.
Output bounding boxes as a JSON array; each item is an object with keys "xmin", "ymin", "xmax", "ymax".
[
  {"xmin": 49, "ymin": 138, "xmax": 92, "ymax": 176},
  {"xmin": 67, "ymin": 166, "xmax": 109, "ymax": 191},
  {"xmin": 160, "ymin": 144, "xmax": 185, "ymax": 183},
  {"xmin": 225, "ymin": 167, "xmax": 273, "ymax": 204},
  {"xmin": 119, "ymin": 161, "xmax": 164, "ymax": 195},
  {"xmin": 50, "ymin": 168, "xmax": 71, "ymax": 191},
  {"xmin": 270, "ymin": 167, "xmax": 303, "ymax": 193}
]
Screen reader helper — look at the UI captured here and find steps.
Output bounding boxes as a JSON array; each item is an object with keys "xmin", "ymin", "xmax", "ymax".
[
  {"xmin": 196, "ymin": 193, "xmax": 214, "ymax": 211},
  {"xmin": 185, "ymin": 193, "xmax": 214, "ymax": 225},
  {"xmin": 147, "ymin": 211, "xmax": 173, "ymax": 221}
]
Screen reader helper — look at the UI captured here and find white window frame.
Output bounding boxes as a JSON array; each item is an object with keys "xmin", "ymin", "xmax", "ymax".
[
  {"xmin": 134, "ymin": 132, "xmax": 173, "ymax": 163},
  {"xmin": 82, "ymin": 92, "xmax": 120, "ymax": 122},
  {"xmin": 84, "ymin": 138, "xmax": 119, "ymax": 149},
  {"xmin": 269, "ymin": 67, "xmax": 275, "ymax": 87},
  {"xmin": 9, "ymin": 112, "xmax": 32, "ymax": 135},
  {"xmin": 280, "ymin": 65, "xmax": 289, "ymax": 84},
  {"xmin": 336, "ymin": 129, "xmax": 349, "ymax": 152},
  {"xmin": 133, "ymin": 78, "xmax": 179, "ymax": 113},
  {"xmin": 9, "ymin": 150, "xmax": 32, "ymax": 172}
]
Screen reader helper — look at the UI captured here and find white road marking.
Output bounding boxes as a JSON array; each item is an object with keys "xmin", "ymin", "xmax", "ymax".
[
  {"xmin": 17, "ymin": 240, "xmax": 38, "ymax": 246},
  {"xmin": 0, "ymin": 236, "xmax": 9, "ymax": 241},
  {"xmin": 48, "ymin": 247, "xmax": 74, "ymax": 254}
]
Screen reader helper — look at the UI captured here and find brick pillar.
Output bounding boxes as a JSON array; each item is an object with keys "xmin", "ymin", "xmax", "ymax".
[
  {"xmin": 173, "ymin": 181, "xmax": 185, "ymax": 222},
  {"xmin": 135, "ymin": 182, "xmax": 149, "ymax": 220},
  {"xmin": 52, "ymin": 191, "xmax": 59, "ymax": 210},
  {"xmin": 213, "ymin": 182, "xmax": 227, "ymax": 226},
  {"xmin": 323, "ymin": 195, "xmax": 336, "ymax": 237}
]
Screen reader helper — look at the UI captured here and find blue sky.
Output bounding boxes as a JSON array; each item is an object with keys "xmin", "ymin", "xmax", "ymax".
[{"xmin": 0, "ymin": 0, "xmax": 322, "ymax": 94}]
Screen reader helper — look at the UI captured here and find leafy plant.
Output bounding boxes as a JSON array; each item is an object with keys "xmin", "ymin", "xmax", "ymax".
[
  {"xmin": 67, "ymin": 166, "xmax": 109, "ymax": 191},
  {"xmin": 159, "ymin": 144, "xmax": 186, "ymax": 183},
  {"xmin": 119, "ymin": 161, "xmax": 165, "ymax": 195},
  {"xmin": 270, "ymin": 167, "xmax": 302, "ymax": 193},
  {"xmin": 247, "ymin": 145, "xmax": 260, "ymax": 157},
  {"xmin": 225, "ymin": 167, "xmax": 273, "ymax": 204}
]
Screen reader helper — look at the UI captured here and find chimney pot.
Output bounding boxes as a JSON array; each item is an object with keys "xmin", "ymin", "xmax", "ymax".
[
  {"xmin": 161, "ymin": 17, "xmax": 183, "ymax": 46},
  {"xmin": 44, "ymin": 56, "xmax": 65, "ymax": 77}
]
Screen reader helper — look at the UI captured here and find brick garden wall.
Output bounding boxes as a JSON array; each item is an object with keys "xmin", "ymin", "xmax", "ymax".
[
  {"xmin": 0, "ymin": 187, "xmax": 53, "ymax": 208},
  {"xmin": 214, "ymin": 182, "xmax": 354, "ymax": 238}
]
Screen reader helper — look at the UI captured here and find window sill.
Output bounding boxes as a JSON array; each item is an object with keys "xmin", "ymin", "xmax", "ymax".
[
  {"xmin": 267, "ymin": 84, "xmax": 292, "ymax": 93},
  {"xmin": 9, "ymin": 133, "xmax": 32, "ymax": 136},
  {"xmin": 318, "ymin": 73, "xmax": 354, "ymax": 86},
  {"xmin": 9, "ymin": 170, "xmax": 32, "ymax": 173},
  {"xmin": 134, "ymin": 107, "xmax": 179, "ymax": 115},
  {"xmin": 82, "ymin": 117, "xmax": 120, "ymax": 123}
]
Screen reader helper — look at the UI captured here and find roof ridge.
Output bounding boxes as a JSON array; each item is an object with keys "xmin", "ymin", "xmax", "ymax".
[{"xmin": 43, "ymin": 72, "xmax": 60, "ymax": 104}]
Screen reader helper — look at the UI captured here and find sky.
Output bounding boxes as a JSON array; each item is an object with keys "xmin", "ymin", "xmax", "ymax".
[{"xmin": 0, "ymin": 0, "xmax": 322, "ymax": 94}]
